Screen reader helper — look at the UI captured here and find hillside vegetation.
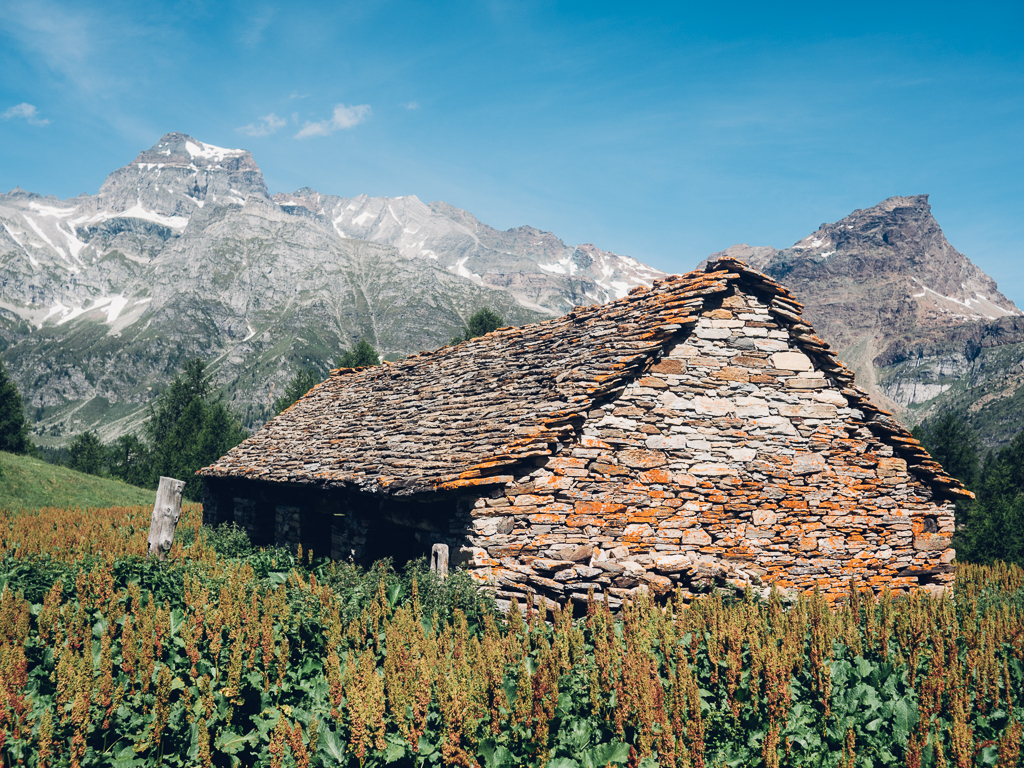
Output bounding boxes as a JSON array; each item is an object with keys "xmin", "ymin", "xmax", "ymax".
[
  {"xmin": 0, "ymin": 505, "xmax": 1022, "ymax": 767},
  {"xmin": 0, "ymin": 451, "xmax": 154, "ymax": 510}
]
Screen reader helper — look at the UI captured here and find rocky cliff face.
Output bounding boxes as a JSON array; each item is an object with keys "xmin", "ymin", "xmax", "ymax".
[
  {"xmin": 0, "ymin": 133, "xmax": 664, "ymax": 445},
  {"xmin": 707, "ymin": 195, "xmax": 1024, "ymax": 447}
]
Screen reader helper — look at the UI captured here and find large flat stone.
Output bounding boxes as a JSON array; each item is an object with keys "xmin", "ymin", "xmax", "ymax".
[
  {"xmin": 695, "ymin": 327, "xmax": 731, "ymax": 339},
  {"xmin": 680, "ymin": 528, "xmax": 712, "ymax": 545},
  {"xmin": 650, "ymin": 359, "xmax": 687, "ymax": 375},
  {"xmin": 735, "ymin": 397, "xmax": 770, "ymax": 417},
  {"xmin": 619, "ymin": 449, "xmax": 668, "ymax": 468},
  {"xmin": 792, "ymin": 453, "xmax": 827, "ymax": 475},
  {"xmin": 645, "ymin": 435, "xmax": 690, "ymax": 451},
  {"xmin": 690, "ymin": 463, "xmax": 739, "ymax": 476},
  {"xmin": 914, "ymin": 535, "xmax": 950, "ymax": 551},
  {"xmin": 728, "ymin": 447, "xmax": 757, "ymax": 462},
  {"xmin": 694, "ymin": 396, "xmax": 735, "ymax": 416},
  {"xmin": 778, "ymin": 403, "xmax": 838, "ymax": 419},
  {"xmin": 755, "ymin": 339, "xmax": 790, "ymax": 352},
  {"xmin": 653, "ymin": 554, "xmax": 692, "ymax": 572},
  {"xmin": 771, "ymin": 351, "xmax": 814, "ymax": 371},
  {"xmin": 785, "ymin": 378, "xmax": 827, "ymax": 390}
]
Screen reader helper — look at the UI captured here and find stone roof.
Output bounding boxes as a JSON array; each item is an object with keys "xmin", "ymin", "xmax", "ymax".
[{"xmin": 199, "ymin": 258, "xmax": 971, "ymax": 501}]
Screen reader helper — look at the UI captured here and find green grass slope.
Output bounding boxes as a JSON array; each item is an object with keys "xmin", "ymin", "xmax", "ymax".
[{"xmin": 0, "ymin": 451, "xmax": 155, "ymax": 510}]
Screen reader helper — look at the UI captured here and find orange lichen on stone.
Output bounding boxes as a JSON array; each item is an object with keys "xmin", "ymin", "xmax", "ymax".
[{"xmin": 574, "ymin": 501, "xmax": 627, "ymax": 516}]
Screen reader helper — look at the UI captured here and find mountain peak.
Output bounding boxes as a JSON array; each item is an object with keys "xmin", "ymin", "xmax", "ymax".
[
  {"xmin": 3, "ymin": 186, "xmax": 41, "ymax": 200},
  {"xmin": 703, "ymin": 193, "xmax": 1021, "ymax": 428},
  {"xmin": 866, "ymin": 193, "xmax": 930, "ymax": 213},
  {"xmin": 132, "ymin": 133, "xmax": 257, "ymax": 170},
  {"xmin": 93, "ymin": 132, "xmax": 269, "ymax": 218},
  {"xmin": 777, "ymin": 194, "xmax": 1019, "ymax": 319}
]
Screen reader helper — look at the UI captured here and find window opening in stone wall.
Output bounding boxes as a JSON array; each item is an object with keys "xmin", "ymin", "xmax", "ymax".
[
  {"xmin": 248, "ymin": 499, "xmax": 276, "ymax": 547},
  {"xmin": 299, "ymin": 505, "xmax": 333, "ymax": 560},
  {"xmin": 359, "ymin": 497, "xmax": 456, "ymax": 568}
]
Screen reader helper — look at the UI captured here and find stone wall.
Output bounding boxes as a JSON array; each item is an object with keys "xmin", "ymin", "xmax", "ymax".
[{"xmin": 463, "ymin": 288, "xmax": 956, "ymax": 608}]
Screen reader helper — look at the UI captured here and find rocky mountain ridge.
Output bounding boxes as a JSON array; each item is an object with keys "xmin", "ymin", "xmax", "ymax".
[
  {"xmin": 707, "ymin": 195, "xmax": 1024, "ymax": 447},
  {"xmin": 0, "ymin": 133, "xmax": 663, "ymax": 444},
  {"xmin": 272, "ymin": 189, "xmax": 663, "ymax": 311}
]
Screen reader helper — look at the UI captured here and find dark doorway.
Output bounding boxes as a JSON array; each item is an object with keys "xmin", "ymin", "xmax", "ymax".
[
  {"xmin": 362, "ymin": 517, "xmax": 435, "ymax": 567},
  {"xmin": 359, "ymin": 496, "xmax": 456, "ymax": 568}
]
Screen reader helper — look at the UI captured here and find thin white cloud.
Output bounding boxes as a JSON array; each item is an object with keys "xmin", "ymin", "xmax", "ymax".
[
  {"xmin": 401, "ymin": 101, "xmax": 420, "ymax": 110},
  {"xmin": 3, "ymin": 102, "xmax": 49, "ymax": 125},
  {"xmin": 237, "ymin": 112, "xmax": 286, "ymax": 136},
  {"xmin": 289, "ymin": 91, "xmax": 309, "ymax": 100},
  {"xmin": 295, "ymin": 103, "xmax": 371, "ymax": 139},
  {"xmin": 238, "ymin": 6, "xmax": 275, "ymax": 48},
  {"xmin": 1, "ymin": 3, "xmax": 113, "ymax": 96}
]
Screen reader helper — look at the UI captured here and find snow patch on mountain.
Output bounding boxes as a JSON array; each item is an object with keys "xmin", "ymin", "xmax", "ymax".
[
  {"xmin": 28, "ymin": 201, "xmax": 76, "ymax": 217},
  {"xmin": 125, "ymin": 204, "xmax": 188, "ymax": 228},
  {"xmin": 184, "ymin": 140, "xmax": 246, "ymax": 162}
]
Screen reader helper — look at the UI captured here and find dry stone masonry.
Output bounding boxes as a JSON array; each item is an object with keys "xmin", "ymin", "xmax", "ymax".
[{"xmin": 200, "ymin": 258, "xmax": 970, "ymax": 609}]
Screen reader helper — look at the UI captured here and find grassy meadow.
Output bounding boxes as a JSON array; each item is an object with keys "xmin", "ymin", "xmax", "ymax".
[
  {"xmin": 0, "ymin": 503, "xmax": 1022, "ymax": 767},
  {"xmin": 0, "ymin": 451, "xmax": 155, "ymax": 511}
]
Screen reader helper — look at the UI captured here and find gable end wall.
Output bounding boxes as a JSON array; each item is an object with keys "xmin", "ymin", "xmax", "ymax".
[{"xmin": 464, "ymin": 287, "xmax": 955, "ymax": 606}]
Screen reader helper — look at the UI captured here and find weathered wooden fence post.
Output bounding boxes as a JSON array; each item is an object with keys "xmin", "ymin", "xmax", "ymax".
[
  {"xmin": 148, "ymin": 476, "xmax": 186, "ymax": 561},
  {"xmin": 431, "ymin": 543, "xmax": 449, "ymax": 581}
]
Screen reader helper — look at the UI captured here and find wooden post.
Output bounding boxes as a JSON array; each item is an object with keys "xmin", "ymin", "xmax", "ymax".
[
  {"xmin": 430, "ymin": 543, "xmax": 449, "ymax": 581},
  {"xmin": 148, "ymin": 476, "xmax": 186, "ymax": 561}
]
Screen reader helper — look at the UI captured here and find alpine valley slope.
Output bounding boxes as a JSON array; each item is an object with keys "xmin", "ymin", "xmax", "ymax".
[
  {"xmin": 0, "ymin": 132, "xmax": 664, "ymax": 445},
  {"xmin": 707, "ymin": 195, "xmax": 1024, "ymax": 448}
]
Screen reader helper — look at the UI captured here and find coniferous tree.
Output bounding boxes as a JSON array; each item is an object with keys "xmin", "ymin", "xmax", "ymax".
[
  {"xmin": 953, "ymin": 431, "xmax": 1024, "ymax": 565},
  {"xmin": 146, "ymin": 359, "xmax": 248, "ymax": 500},
  {"xmin": 336, "ymin": 339, "xmax": 380, "ymax": 368},
  {"xmin": 67, "ymin": 431, "xmax": 106, "ymax": 475},
  {"xmin": 107, "ymin": 433, "xmax": 152, "ymax": 487},
  {"xmin": 0, "ymin": 359, "xmax": 33, "ymax": 455},
  {"xmin": 466, "ymin": 307, "xmax": 503, "ymax": 338},
  {"xmin": 274, "ymin": 368, "xmax": 323, "ymax": 414},
  {"xmin": 916, "ymin": 412, "xmax": 980, "ymax": 488},
  {"xmin": 451, "ymin": 307, "xmax": 504, "ymax": 345}
]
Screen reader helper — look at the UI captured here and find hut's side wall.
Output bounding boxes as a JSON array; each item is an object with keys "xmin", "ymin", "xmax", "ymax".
[
  {"xmin": 465, "ymin": 288, "xmax": 955, "ymax": 607},
  {"xmin": 203, "ymin": 477, "xmax": 478, "ymax": 568},
  {"xmin": 203, "ymin": 478, "xmax": 353, "ymax": 558}
]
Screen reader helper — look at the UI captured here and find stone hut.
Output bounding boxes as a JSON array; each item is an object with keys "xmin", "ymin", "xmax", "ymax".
[{"xmin": 198, "ymin": 258, "xmax": 969, "ymax": 608}]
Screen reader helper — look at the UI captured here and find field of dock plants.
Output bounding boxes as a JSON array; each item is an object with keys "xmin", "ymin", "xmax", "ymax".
[{"xmin": 1, "ymin": 504, "xmax": 1023, "ymax": 767}]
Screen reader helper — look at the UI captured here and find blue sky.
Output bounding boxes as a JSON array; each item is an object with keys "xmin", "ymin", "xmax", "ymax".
[{"xmin": 2, "ymin": 0, "xmax": 1022, "ymax": 304}]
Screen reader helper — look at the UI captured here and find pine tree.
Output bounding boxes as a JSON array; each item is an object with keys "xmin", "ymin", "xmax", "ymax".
[
  {"xmin": 466, "ymin": 307, "xmax": 503, "ymax": 338},
  {"xmin": 67, "ymin": 431, "xmax": 106, "ymax": 475},
  {"xmin": 146, "ymin": 359, "xmax": 247, "ymax": 500},
  {"xmin": 274, "ymin": 368, "xmax": 323, "ymax": 414},
  {"xmin": 107, "ymin": 433, "xmax": 152, "ymax": 487},
  {"xmin": 451, "ymin": 307, "xmax": 504, "ymax": 345},
  {"xmin": 0, "ymin": 359, "xmax": 33, "ymax": 455},
  {"xmin": 952, "ymin": 430, "xmax": 1024, "ymax": 565},
  {"xmin": 916, "ymin": 412, "xmax": 980, "ymax": 487},
  {"xmin": 337, "ymin": 339, "xmax": 380, "ymax": 368}
]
